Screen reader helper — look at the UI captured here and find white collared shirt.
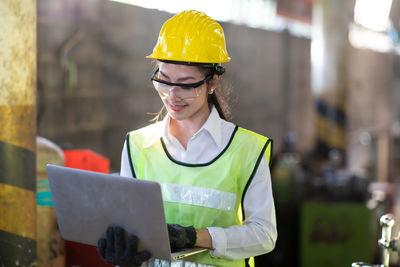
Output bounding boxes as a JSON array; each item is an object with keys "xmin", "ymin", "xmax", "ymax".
[{"xmin": 120, "ymin": 106, "xmax": 277, "ymax": 260}]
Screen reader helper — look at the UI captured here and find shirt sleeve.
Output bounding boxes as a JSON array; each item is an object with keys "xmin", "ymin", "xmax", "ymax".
[
  {"xmin": 120, "ymin": 140, "xmax": 134, "ymax": 178},
  {"xmin": 206, "ymin": 155, "xmax": 277, "ymax": 260}
]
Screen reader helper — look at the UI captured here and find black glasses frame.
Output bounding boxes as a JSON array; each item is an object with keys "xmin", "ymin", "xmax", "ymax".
[{"xmin": 151, "ymin": 68, "xmax": 213, "ymax": 89}]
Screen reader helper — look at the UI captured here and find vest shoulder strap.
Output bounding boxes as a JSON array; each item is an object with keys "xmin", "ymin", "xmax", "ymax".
[{"xmin": 236, "ymin": 127, "xmax": 273, "ymax": 165}]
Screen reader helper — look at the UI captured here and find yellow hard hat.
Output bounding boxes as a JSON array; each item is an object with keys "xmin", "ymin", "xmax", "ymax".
[{"xmin": 147, "ymin": 10, "xmax": 230, "ymax": 64}]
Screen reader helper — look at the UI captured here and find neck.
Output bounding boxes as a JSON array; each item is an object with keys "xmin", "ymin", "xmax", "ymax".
[{"xmin": 169, "ymin": 105, "xmax": 210, "ymax": 149}]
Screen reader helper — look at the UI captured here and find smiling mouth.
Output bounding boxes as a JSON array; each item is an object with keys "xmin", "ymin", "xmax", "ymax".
[{"xmin": 169, "ymin": 103, "xmax": 188, "ymax": 111}]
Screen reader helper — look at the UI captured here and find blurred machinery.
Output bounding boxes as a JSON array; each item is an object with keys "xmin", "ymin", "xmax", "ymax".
[
  {"xmin": 261, "ymin": 132, "xmax": 390, "ymax": 267},
  {"xmin": 300, "ymin": 149, "xmax": 390, "ymax": 267},
  {"xmin": 353, "ymin": 214, "xmax": 400, "ymax": 267}
]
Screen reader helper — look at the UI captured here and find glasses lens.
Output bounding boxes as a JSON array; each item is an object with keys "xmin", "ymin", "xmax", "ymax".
[{"xmin": 153, "ymin": 81, "xmax": 199, "ymax": 99}]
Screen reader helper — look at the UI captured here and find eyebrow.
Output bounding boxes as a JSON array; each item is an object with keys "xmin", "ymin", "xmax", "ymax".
[{"xmin": 159, "ymin": 70, "xmax": 198, "ymax": 82}]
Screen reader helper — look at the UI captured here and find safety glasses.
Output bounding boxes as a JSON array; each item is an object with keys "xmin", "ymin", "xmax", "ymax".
[{"xmin": 151, "ymin": 68, "xmax": 213, "ymax": 99}]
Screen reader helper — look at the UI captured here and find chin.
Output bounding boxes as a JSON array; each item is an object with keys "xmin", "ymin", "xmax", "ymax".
[{"xmin": 168, "ymin": 111, "xmax": 190, "ymax": 121}]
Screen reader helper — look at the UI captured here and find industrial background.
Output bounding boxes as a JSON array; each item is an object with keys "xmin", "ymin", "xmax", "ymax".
[{"xmin": 1, "ymin": 0, "xmax": 400, "ymax": 266}]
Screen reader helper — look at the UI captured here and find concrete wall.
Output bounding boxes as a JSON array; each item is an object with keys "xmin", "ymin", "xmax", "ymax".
[{"xmin": 37, "ymin": 0, "xmax": 315, "ymax": 171}]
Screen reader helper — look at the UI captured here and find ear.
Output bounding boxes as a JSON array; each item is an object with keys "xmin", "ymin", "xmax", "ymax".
[{"xmin": 209, "ymin": 74, "xmax": 221, "ymax": 89}]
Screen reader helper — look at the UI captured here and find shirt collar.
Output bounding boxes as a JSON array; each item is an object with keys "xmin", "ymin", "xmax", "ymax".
[
  {"xmin": 200, "ymin": 105, "xmax": 222, "ymax": 148},
  {"xmin": 143, "ymin": 105, "xmax": 223, "ymax": 149},
  {"xmin": 142, "ymin": 118, "xmax": 166, "ymax": 149}
]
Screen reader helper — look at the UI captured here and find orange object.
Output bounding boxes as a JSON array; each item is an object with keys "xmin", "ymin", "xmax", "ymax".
[
  {"xmin": 63, "ymin": 149, "xmax": 110, "ymax": 173},
  {"xmin": 62, "ymin": 149, "xmax": 111, "ymax": 267}
]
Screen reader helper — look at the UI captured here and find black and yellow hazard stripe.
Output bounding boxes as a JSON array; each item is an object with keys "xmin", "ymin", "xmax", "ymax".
[
  {"xmin": 1, "ymin": 0, "xmax": 37, "ymax": 264},
  {"xmin": 316, "ymin": 99, "xmax": 346, "ymax": 163},
  {"xmin": 0, "ymin": 230, "xmax": 36, "ymax": 266},
  {"xmin": 0, "ymin": 107, "xmax": 37, "ymax": 266}
]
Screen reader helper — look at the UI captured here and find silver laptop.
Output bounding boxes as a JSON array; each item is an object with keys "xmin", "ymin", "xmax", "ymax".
[{"xmin": 46, "ymin": 164, "xmax": 207, "ymax": 261}]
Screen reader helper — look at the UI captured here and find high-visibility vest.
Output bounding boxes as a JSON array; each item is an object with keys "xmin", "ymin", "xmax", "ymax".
[{"xmin": 127, "ymin": 124, "xmax": 272, "ymax": 267}]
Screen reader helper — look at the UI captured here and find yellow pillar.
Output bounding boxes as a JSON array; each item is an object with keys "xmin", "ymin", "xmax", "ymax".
[{"xmin": 0, "ymin": 0, "xmax": 37, "ymax": 266}]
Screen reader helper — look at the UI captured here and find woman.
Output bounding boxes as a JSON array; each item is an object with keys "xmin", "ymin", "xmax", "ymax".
[{"xmin": 97, "ymin": 10, "xmax": 277, "ymax": 267}]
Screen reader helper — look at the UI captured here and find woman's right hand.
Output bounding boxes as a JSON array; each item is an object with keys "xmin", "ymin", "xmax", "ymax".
[{"xmin": 97, "ymin": 225, "xmax": 151, "ymax": 266}]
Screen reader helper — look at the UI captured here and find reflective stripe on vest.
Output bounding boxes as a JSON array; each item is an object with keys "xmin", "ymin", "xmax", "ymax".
[
  {"xmin": 127, "ymin": 124, "xmax": 272, "ymax": 267},
  {"xmin": 160, "ymin": 183, "xmax": 237, "ymax": 212}
]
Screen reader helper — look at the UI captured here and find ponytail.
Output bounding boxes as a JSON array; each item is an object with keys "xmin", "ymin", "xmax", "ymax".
[
  {"xmin": 203, "ymin": 66, "xmax": 232, "ymax": 122},
  {"xmin": 208, "ymin": 86, "xmax": 232, "ymax": 122}
]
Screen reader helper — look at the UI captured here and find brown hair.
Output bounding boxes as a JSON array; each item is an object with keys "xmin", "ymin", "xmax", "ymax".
[{"xmin": 200, "ymin": 66, "xmax": 232, "ymax": 121}]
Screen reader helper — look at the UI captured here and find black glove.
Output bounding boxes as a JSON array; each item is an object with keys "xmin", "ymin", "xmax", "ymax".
[
  {"xmin": 97, "ymin": 225, "xmax": 151, "ymax": 267},
  {"xmin": 167, "ymin": 224, "xmax": 197, "ymax": 251}
]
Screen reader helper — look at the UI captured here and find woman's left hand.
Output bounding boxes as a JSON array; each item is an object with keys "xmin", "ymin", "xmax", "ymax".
[{"xmin": 167, "ymin": 224, "xmax": 196, "ymax": 250}]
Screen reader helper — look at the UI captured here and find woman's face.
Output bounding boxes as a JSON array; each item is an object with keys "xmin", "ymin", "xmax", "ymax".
[{"xmin": 156, "ymin": 62, "xmax": 211, "ymax": 122}]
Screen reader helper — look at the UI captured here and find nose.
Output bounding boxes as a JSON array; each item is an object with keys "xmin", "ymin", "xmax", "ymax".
[{"xmin": 167, "ymin": 87, "xmax": 182, "ymax": 101}]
